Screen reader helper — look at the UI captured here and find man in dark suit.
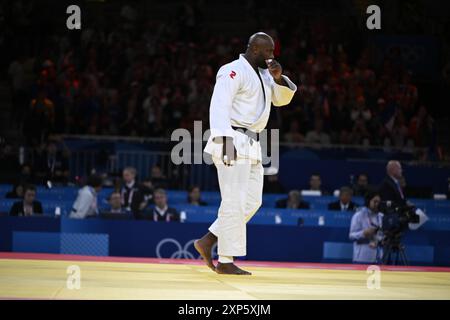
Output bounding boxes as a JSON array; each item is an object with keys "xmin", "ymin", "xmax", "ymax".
[
  {"xmin": 378, "ymin": 160, "xmax": 406, "ymax": 206},
  {"xmin": 147, "ymin": 188, "xmax": 180, "ymax": 222},
  {"xmin": 9, "ymin": 184, "xmax": 43, "ymax": 216},
  {"xmin": 328, "ymin": 186, "xmax": 358, "ymax": 212},
  {"xmin": 103, "ymin": 191, "xmax": 128, "ymax": 214}
]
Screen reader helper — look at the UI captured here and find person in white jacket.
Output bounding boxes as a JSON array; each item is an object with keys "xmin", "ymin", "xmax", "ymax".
[
  {"xmin": 194, "ymin": 32, "xmax": 297, "ymax": 275},
  {"xmin": 69, "ymin": 175, "xmax": 103, "ymax": 219}
]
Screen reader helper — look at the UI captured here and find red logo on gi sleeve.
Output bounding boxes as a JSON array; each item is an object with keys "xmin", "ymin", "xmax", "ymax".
[{"xmin": 229, "ymin": 71, "xmax": 236, "ymax": 79}]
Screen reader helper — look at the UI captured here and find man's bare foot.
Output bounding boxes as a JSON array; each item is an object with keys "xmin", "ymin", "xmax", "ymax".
[
  {"xmin": 194, "ymin": 232, "xmax": 217, "ymax": 271},
  {"xmin": 216, "ymin": 262, "xmax": 252, "ymax": 275}
]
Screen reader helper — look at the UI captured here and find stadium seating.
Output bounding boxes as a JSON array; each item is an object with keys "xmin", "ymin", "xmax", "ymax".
[{"xmin": 1, "ymin": 184, "xmax": 449, "ymax": 230}]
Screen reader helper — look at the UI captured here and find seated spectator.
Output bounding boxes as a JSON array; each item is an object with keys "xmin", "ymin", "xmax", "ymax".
[
  {"xmin": 69, "ymin": 174, "xmax": 103, "ymax": 219},
  {"xmin": 0, "ymin": 143, "xmax": 20, "ymax": 183},
  {"xmin": 276, "ymin": 190, "xmax": 310, "ymax": 209},
  {"xmin": 263, "ymin": 174, "xmax": 285, "ymax": 194},
  {"xmin": 9, "ymin": 184, "xmax": 43, "ymax": 216},
  {"xmin": 18, "ymin": 163, "xmax": 34, "ymax": 185},
  {"xmin": 308, "ymin": 173, "xmax": 329, "ymax": 195},
  {"xmin": 103, "ymin": 191, "xmax": 128, "ymax": 214},
  {"xmin": 6, "ymin": 183, "xmax": 24, "ymax": 199},
  {"xmin": 305, "ymin": 119, "xmax": 330, "ymax": 144},
  {"xmin": 120, "ymin": 167, "xmax": 145, "ymax": 217},
  {"xmin": 350, "ymin": 96, "xmax": 371, "ymax": 123},
  {"xmin": 353, "ymin": 173, "xmax": 371, "ymax": 197},
  {"xmin": 150, "ymin": 164, "xmax": 169, "ymax": 189},
  {"xmin": 23, "ymin": 89, "xmax": 55, "ymax": 145},
  {"xmin": 328, "ymin": 187, "xmax": 357, "ymax": 212},
  {"xmin": 187, "ymin": 185, "xmax": 208, "ymax": 206},
  {"xmin": 147, "ymin": 189, "xmax": 180, "ymax": 222},
  {"xmin": 284, "ymin": 119, "xmax": 305, "ymax": 143}
]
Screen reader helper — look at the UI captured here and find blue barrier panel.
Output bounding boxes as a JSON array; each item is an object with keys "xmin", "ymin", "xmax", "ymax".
[
  {"xmin": 1, "ymin": 216, "xmax": 450, "ymax": 266},
  {"xmin": 12, "ymin": 231, "xmax": 60, "ymax": 253},
  {"xmin": 323, "ymin": 242, "xmax": 353, "ymax": 260},
  {"xmin": 60, "ymin": 233, "xmax": 109, "ymax": 256},
  {"xmin": 174, "ymin": 205, "xmax": 450, "ymax": 230},
  {"xmin": 0, "ymin": 216, "xmax": 60, "ymax": 252}
]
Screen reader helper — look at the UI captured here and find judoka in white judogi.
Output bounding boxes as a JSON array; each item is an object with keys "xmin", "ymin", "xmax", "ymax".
[{"xmin": 195, "ymin": 32, "xmax": 297, "ymax": 275}]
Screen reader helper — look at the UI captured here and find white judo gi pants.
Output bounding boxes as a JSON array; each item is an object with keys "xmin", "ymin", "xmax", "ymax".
[{"xmin": 208, "ymin": 156, "xmax": 264, "ymax": 257}]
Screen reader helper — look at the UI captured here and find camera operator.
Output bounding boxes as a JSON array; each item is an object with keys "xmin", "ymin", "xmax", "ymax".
[
  {"xmin": 349, "ymin": 191, "xmax": 384, "ymax": 264},
  {"xmin": 378, "ymin": 160, "xmax": 406, "ymax": 206}
]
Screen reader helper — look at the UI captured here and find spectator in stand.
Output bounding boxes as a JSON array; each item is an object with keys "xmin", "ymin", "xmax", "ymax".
[
  {"xmin": 276, "ymin": 190, "xmax": 310, "ymax": 209},
  {"xmin": 150, "ymin": 164, "xmax": 169, "ymax": 189},
  {"xmin": 284, "ymin": 119, "xmax": 305, "ymax": 143},
  {"xmin": 263, "ymin": 174, "xmax": 285, "ymax": 193},
  {"xmin": 103, "ymin": 191, "xmax": 127, "ymax": 214},
  {"xmin": 308, "ymin": 173, "xmax": 329, "ymax": 195},
  {"xmin": 6, "ymin": 183, "xmax": 24, "ymax": 199},
  {"xmin": 305, "ymin": 119, "xmax": 331, "ymax": 144},
  {"xmin": 330, "ymin": 94, "xmax": 352, "ymax": 142},
  {"xmin": 350, "ymin": 96, "xmax": 371, "ymax": 124},
  {"xmin": 147, "ymin": 188, "xmax": 180, "ymax": 222},
  {"xmin": 23, "ymin": 89, "xmax": 55, "ymax": 145},
  {"xmin": 408, "ymin": 105, "xmax": 435, "ymax": 148},
  {"xmin": 69, "ymin": 174, "xmax": 103, "ymax": 219},
  {"xmin": 120, "ymin": 167, "xmax": 145, "ymax": 218},
  {"xmin": 8, "ymin": 54, "xmax": 29, "ymax": 125},
  {"xmin": 0, "ymin": 143, "xmax": 20, "ymax": 183},
  {"xmin": 328, "ymin": 186, "xmax": 358, "ymax": 212},
  {"xmin": 187, "ymin": 185, "xmax": 208, "ymax": 206},
  {"xmin": 352, "ymin": 173, "xmax": 371, "ymax": 197},
  {"xmin": 34, "ymin": 140, "xmax": 70, "ymax": 185},
  {"xmin": 9, "ymin": 185, "xmax": 43, "ymax": 216},
  {"xmin": 18, "ymin": 164, "xmax": 34, "ymax": 185}
]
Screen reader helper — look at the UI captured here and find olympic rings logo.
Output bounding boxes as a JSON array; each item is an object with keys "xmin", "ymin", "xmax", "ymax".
[{"xmin": 156, "ymin": 238, "xmax": 218, "ymax": 259}]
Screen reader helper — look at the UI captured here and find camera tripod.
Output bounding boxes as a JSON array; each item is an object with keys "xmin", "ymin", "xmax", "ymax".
[{"xmin": 382, "ymin": 233, "xmax": 409, "ymax": 265}]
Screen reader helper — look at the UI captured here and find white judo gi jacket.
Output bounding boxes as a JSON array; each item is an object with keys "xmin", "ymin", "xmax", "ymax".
[
  {"xmin": 204, "ymin": 54, "xmax": 297, "ymax": 257},
  {"xmin": 204, "ymin": 54, "xmax": 297, "ymax": 161}
]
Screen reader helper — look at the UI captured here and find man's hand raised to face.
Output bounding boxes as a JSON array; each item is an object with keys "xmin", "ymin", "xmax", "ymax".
[{"xmin": 266, "ymin": 59, "xmax": 286, "ymax": 85}]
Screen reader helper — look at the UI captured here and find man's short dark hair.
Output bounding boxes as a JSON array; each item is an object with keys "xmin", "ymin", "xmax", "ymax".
[
  {"xmin": 340, "ymin": 186, "xmax": 353, "ymax": 195},
  {"xmin": 358, "ymin": 173, "xmax": 369, "ymax": 180},
  {"xmin": 109, "ymin": 191, "xmax": 121, "ymax": 200},
  {"xmin": 188, "ymin": 185, "xmax": 200, "ymax": 193},
  {"xmin": 123, "ymin": 167, "xmax": 137, "ymax": 175},
  {"xmin": 154, "ymin": 188, "xmax": 166, "ymax": 196},
  {"xmin": 87, "ymin": 174, "xmax": 103, "ymax": 188},
  {"xmin": 23, "ymin": 184, "xmax": 36, "ymax": 193},
  {"xmin": 364, "ymin": 190, "xmax": 380, "ymax": 207}
]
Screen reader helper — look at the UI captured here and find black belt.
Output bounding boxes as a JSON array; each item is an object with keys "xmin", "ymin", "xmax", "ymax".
[{"xmin": 232, "ymin": 126, "xmax": 260, "ymax": 141}]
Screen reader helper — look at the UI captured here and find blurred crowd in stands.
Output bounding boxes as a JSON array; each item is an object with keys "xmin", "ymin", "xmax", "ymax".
[{"xmin": 5, "ymin": 1, "xmax": 438, "ymax": 156}]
